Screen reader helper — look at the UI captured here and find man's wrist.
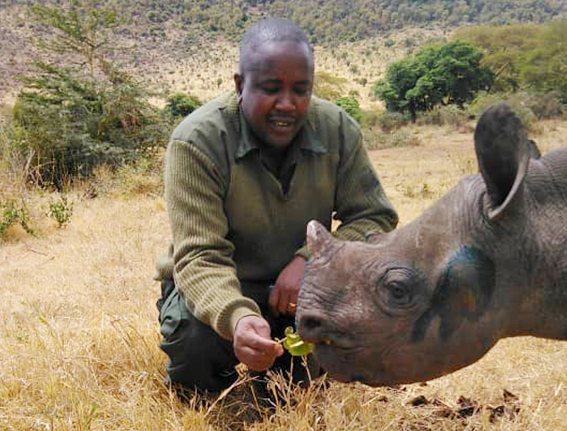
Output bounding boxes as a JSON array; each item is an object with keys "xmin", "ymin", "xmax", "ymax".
[{"xmin": 230, "ymin": 307, "xmax": 262, "ymax": 338}]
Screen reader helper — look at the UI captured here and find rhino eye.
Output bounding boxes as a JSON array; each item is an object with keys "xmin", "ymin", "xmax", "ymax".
[
  {"xmin": 388, "ymin": 281, "xmax": 411, "ymax": 306},
  {"xmin": 377, "ymin": 267, "xmax": 416, "ymax": 309}
]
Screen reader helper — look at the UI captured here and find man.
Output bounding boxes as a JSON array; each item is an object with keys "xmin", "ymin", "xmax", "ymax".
[{"xmin": 155, "ymin": 17, "xmax": 398, "ymax": 393}]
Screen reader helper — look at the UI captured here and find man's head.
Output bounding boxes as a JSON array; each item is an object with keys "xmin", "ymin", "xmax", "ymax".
[{"xmin": 235, "ymin": 18, "xmax": 314, "ymax": 151}]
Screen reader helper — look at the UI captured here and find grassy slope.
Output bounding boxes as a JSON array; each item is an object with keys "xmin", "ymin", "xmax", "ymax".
[
  {"xmin": 1, "ymin": 120, "xmax": 566, "ymax": 430},
  {"xmin": 0, "ymin": 3, "xmax": 448, "ymax": 110}
]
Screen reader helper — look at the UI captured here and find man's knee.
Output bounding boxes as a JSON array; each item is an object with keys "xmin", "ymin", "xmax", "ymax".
[{"xmin": 158, "ymin": 284, "xmax": 238, "ymax": 392}]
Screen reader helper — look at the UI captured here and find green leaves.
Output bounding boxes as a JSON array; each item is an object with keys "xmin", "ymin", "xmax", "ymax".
[{"xmin": 278, "ymin": 327, "xmax": 314, "ymax": 357}]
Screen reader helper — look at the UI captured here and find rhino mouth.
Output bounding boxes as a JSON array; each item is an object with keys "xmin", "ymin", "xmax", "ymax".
[{"xmin": 311, "ymin": 343, "xmax": 371, "ymax": 382}]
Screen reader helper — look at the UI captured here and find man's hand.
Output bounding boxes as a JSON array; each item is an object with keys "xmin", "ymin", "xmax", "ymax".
[
  {"xmin": 233, "ymin": 315, "xmax": 284, "ymax": 371},
  {"xmin": 269, "ymin": 255, "xmax": 306, "ymax": 317}
]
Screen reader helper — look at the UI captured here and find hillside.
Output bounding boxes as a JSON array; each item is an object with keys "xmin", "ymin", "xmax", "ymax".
[{"xmin": 1, "ymin": 0, "xmax": 566, "ymax": 109}]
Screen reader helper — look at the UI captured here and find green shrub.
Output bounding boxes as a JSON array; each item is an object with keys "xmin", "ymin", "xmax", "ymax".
[
  {"xmin": 0, "ymin": 199, "xmax": 33, "ymax": 237},
  {"xmin": 114, "ymin": 156, "xmax": 164, "ymax": 198},
  {"xmin": 47, "ymin": 195, "xmax": 74, "ymax": 228},
  {"xmin": 334, "ymin": 96, "xmax": 362, "ymax": 123},
  {"xmin": 164, "ymin": 93, "xmax": 202, "ymax": 118}
]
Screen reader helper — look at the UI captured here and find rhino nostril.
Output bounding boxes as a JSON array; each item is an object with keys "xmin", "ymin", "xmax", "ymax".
[
  {"xmin": 303, "ymin": 317, "xmax": 322, "ymax": 332},
  {"xmin": 298, "ymin": 315, "xmax": 325, "ymax": 342}
]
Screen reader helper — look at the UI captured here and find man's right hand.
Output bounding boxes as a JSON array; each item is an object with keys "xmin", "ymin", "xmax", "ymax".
[{"xmin": 233, "ymin": 315, "xmax": 284, "ymax": 371}]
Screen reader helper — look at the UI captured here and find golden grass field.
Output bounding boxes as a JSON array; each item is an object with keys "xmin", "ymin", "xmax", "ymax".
[{"xmin": 1, "ymin": 117, "xmax": 567, "ymax": 430}]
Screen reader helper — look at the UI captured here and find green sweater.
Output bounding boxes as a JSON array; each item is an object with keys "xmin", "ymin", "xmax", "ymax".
[{"xmin": 155, "ymin": 91, "xmax": 398, "ymax": 340}]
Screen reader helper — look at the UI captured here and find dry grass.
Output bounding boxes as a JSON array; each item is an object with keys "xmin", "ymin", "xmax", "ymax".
[{"xmin": 1, "ymin": 120, "xmax": 567, "ymax": 430}]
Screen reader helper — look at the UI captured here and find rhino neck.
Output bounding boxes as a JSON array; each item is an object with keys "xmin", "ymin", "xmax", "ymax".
[{"xmin": 506, "ymin": 270, "xmax": 567, "ymax": 340}]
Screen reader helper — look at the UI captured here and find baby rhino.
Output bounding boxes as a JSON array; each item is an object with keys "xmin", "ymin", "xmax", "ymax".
[{"xmin": 296, "ymin": 103, "xmax": 567, "ymax": 386}]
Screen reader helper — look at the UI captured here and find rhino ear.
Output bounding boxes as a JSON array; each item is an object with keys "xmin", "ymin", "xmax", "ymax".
[
  {"xmin": 306, "ymin": 220, "xmax": 337, "ymax": 259},
  {"xmin": 474, "ymin": 102, "xmax": 530, "ymax": 220}
]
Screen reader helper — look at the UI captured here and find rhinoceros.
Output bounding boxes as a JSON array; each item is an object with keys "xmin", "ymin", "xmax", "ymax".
[{"xmin": 296, "ymin": 102, "xmax": 567, "ymax": 386}]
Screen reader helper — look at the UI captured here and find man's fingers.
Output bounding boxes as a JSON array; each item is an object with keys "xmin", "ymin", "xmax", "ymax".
[
  {"xmin": 237, "ymin": 341, "xmax": 283, "ymax": 371},
  {"xmin": 238, "ymin": 347, "xmax": 275, "ymax": 370}
]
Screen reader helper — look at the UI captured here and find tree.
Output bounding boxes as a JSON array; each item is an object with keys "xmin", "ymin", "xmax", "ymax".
[
  {"xmin": 455, "ymin": 23, "xmax": 540, "ymax": 92},
  {"xmin": 373, "ymin": 40, "xmax": 493, "ymax": 120},
  {"xmin": 11, "ymin": 0, "xmax": 168, "ymax": 188},
  {"xmin": 519, "ymin": 20, "xmax": 567, "ymax": 102}
]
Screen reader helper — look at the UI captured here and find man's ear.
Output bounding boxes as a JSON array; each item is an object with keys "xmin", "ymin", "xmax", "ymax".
[{"xmin": 234, "ymin": 73, "xmax": 243, "ymax": 96}]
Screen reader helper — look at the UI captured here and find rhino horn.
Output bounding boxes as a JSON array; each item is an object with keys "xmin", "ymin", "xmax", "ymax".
[
  {"xmin": 474, "ymin": 102, "xmax": 531, "ymax": 220},
  {"xmin": 306, "ymin": 220, "xmax": 339, "ymax": 260}
]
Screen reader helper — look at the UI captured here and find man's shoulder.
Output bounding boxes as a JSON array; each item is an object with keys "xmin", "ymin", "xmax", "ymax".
[{"xmin": 170, "ymin": 91, "xmax": 236, "ymax": 144}]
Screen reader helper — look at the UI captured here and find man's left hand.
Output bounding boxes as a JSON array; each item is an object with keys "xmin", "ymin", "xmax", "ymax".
[{"xmin": 269, "ymin": 255, "xmax": 306, "ymax": 317}]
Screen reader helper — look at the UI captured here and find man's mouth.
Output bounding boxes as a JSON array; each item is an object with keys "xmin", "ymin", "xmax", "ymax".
[{"xmin": 269, "ymin": 116, "xmax": 295, "ymax": 131}]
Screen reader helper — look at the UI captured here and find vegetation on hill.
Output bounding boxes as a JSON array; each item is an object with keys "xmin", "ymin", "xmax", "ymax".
[
  {"xmin": 2, "ymin": 0, "xmax": 566, "ymax": 46},
  {"xmin": 456, "ymin": 21, "xmax": 567, "ymax": 102}
]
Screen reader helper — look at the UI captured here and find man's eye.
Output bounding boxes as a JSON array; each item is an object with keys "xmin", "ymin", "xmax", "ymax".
[
  {"xmin": 295, "ymin": 87, "xmax": 310, "ymax": 96},
  {"xmin": 261, "ymin": 87, "xmax": 279, "ymax": 95}
]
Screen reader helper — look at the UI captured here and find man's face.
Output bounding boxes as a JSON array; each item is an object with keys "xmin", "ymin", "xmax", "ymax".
[{"xmin": 235, "ymin": 40, "xmax": 314, "ymax": 151}]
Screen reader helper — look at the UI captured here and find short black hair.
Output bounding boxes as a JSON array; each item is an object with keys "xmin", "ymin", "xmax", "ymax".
[{"xmin": 239, "ymin": 17, "xmax": 313, "ymax": 74}]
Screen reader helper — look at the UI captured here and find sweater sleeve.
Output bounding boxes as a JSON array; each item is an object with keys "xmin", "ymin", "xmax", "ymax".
[
  {"xmin": 166, "ymin": 139, "xmax": 261, "ymax": 340},
  {"xmin": 332, "ymin": 131, "xmax": 399, "ymax": 242}
]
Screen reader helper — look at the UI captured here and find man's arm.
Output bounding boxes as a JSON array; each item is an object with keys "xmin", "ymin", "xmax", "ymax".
[{"xmin": 166, "ymin": 139, "xmax": 261, "ymax": 339}]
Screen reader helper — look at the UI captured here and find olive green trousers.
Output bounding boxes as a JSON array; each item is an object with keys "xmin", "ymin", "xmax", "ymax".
[{"xmin": 157, "ymin": 279, "xmax": 317, "ymax": 393}]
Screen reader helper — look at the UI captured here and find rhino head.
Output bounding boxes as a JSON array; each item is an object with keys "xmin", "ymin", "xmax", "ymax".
[{"xmin": 296, "ymin": 103, "xmax": 567, "ymax": 386}]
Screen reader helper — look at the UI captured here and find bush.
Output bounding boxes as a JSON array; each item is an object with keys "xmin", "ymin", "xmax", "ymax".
[
  {"xmin": 164, "ymin": 93, "xmax": 202, "ymax": 118},
  {"xmin": 368, "ymin": 111, "xmax": 409, "ymax": 132},
  {"xmin": 417, "ymin": 105, "xmax": 471, "ymax": 130},
  {"xmin": 0, "ymin": 199, "xmax": 33, "ymax": 237},
  {"xmin": 524, "ymin": 92, "xmax": 564, "ymax": 119},
  {"xmin": 47, "ymin": 194, "xmax": 74, "ymax": 228},
  {"xmin": 334, "ymin": 96, "xmax": 362, "ymax": 123}
]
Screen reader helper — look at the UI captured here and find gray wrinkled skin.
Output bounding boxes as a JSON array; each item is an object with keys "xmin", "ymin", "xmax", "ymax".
[{"xmin": 296, "ymin": 103, "xmax": 567, "ymax": 386}]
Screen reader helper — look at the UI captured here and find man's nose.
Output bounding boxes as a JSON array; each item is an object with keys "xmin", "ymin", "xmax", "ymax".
[{"xmin": 275, "ymin": 90, "xmax": 295, "ymax": 111}]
